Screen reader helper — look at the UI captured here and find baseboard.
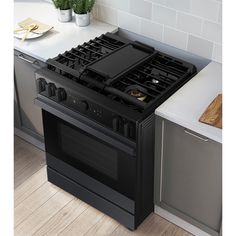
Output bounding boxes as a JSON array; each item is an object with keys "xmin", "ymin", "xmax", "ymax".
[
  {"xmin": 14, "ymin": 128, "xmax": 45, "ymax": 151},
  {"xmin": 154, "ymin": 205, "xmax": 211, "ymax": 236}
]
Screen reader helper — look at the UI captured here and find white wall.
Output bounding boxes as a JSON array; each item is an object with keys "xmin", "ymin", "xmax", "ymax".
[{"xmin": 93, "ymin": 0, "xmax": 222, "ymax": 63}]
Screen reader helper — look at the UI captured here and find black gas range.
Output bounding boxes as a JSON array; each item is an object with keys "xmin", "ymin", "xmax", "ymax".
[{"xmin": 35, "ymin": 33, "xmax": 197, "ymax": 230}]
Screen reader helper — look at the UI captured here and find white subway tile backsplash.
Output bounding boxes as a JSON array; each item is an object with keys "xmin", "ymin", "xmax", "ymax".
[
  {"xmin": 130, "ymin": 0, "xmax": 152, "ymax": 19},
  {"xmin": 187, "ymin": 35, "xmax": 213, "ymax": 59},
  {"xmin": 95, "ymin": 0, "xmax": 222, "ymax": 62},
  {"xmin": 212, "ymin": 43, "xmax": 222, "ymax": 63},
  {"xmin": 202, "ymin": 21, "xmax": 222, "ymax": 44},
  {"xmin": 92, "ymin": 4, "xmax": 99, "ymax": 19},
  {"xmin": 191, "ymin": 0, "xmax": 220, "ymax": 22},
  {"xmin": 97, "ymin": 5, "xmax": 118, "ymax": 26},
  {"xmin": 140, "ymin": 19, "xmax": 163, "ymax": 41},
  {"xmin": 96, "ymin": 0, "xmax": 130, "ymax": 11},
  {"xmin": 118, "ymin": 11, "xmax": 141, "ymax": 34},
  {"xmin": 152, "ymin": 5, "xmax": 177, "ymax": 27},
  {"xmin": 146, "ymin": 0, "xmax": 190, "ymax": 12},
  {"xmin": 163, "ymin": 27, "xmax": 188, "ymax": 50},
  {"xmin": 146, "ymin": 0, "xmax": 166, "ymax": 5},
  {"xmin": 177, "ymin": 12, "xmax": 202, "ymax": 35},
  {"xmin": 165, "ymin": 0, "xmax": 191, "ymax": 12}
]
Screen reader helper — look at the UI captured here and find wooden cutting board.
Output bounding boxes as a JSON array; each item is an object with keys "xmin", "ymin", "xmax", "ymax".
[{"xmin": 199, "ymin": 94, "xmax": 222, "ymax": 129}]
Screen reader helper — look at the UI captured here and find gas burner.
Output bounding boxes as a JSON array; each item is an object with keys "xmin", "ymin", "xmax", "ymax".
[
  {"xmin": 128, "ymin": 89, "xmax": 147, "ymax": 101},
  {"xmin": 151, "ymin": 78, "xmax": 159, "ymax": 84},
  {"xmin": 125, "ymin": 85, "xmax": 148, "ymax": 102},
  {"xmin": 144, "ymin": 81, "xmax": 160, "ymax": 90}
]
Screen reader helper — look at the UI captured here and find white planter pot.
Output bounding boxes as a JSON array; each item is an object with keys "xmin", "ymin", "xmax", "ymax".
[
  {"xmin": 75, "ymin": 13, "xmax": 90, "ymax": 27},
  {"xmin": 57, "ymin": 9, "xmax": 72, "ymax": 22}
]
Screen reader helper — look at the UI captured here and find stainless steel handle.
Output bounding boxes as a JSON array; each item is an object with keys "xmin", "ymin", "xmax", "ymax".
[
  {"xmin": 184, "ymin": 129, "xmax": 209, "ymax": 142},
  {"xmin": 18, "ymin": 54, "xmax": 36, "ymax": 64},
  {"xmin": 159, "ymin": 119, "xmax": 165, "ymax": 202}
]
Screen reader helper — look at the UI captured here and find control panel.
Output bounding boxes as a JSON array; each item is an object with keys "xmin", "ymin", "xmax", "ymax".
[{"xmin": 36, "ymin": 77, "xmax": 136, "ymax": 140}]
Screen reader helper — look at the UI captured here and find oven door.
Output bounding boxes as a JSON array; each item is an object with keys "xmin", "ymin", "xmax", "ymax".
[{"xmin": 38, "ymin": 98, "xmax": 136, "ymax": 201}]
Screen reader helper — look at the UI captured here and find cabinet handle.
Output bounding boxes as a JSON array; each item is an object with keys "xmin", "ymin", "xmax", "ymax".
[
  {"xmin": 184, "ymin": 129, "xmax": 209, "ymax": 142},
  {"xmin": 160, "ymin": 120, "xmax": 165, "ymax": 202},
  {"xmin": 18, "ymin": 54, "xmax": 36, "ymax": 64}
]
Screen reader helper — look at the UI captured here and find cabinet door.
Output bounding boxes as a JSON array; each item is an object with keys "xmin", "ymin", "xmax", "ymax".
[
  {"xmin": 156, "ymin": 118, "xmax": 222, "ymax": 235},
  {"xmin": 14, "ymin": 76, "xmax": 21, "ymax": 129},
  {"xmin": 14, "ymin": 51, "xmax": 44, "ymax": 137}
]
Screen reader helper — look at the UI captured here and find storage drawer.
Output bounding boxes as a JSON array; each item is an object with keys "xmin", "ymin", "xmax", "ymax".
[{"xmin": 155, "ymin": 118, "xmax": 222, "ymax": 236}]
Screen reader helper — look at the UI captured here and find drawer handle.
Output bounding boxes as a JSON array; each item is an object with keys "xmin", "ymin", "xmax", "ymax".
[
  {"xmin": 18, "ymin": 54, "xmax": 36, "ymax": 64},
  {"xmin": 184, "ymin": 129, "xmax": 209, "ymax": 142}
]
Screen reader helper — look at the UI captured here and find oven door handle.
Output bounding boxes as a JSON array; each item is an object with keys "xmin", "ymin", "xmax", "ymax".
[{"xmin": 35, "ymin": 97, "xmax": 136, "ymax": 156}]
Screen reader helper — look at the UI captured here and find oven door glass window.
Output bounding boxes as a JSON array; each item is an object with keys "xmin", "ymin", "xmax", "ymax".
[{"xmin": 43, "ymin": 110, "xmax": 136, "ymax": 199}]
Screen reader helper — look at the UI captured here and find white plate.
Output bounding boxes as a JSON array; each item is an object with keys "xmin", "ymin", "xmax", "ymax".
[
  {"xmin": 14, "ymin": 30, "xmax": 44, "ymax": 40},
  {"xmin": 13, "ymin": 22, "xmax": 45, "ymax": 40}
]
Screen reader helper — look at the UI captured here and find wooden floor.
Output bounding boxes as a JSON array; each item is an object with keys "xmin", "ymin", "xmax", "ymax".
[
  {"xmin": 14, "ymin": 136, "xmax": 46, "ymax": 188},
  {"xmin": 14, "ymin": 136, "xmax": 192, "ymax": 236}
]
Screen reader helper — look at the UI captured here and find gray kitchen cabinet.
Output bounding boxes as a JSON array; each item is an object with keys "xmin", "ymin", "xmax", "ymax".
[
  {"xmin": 14, "ymin": 76, "xmax": 21, "ymax": 129},
  {"xmin": 154, "ymin": 118, "xmax": 222, "ymax": 236},
  {"xmin": 14, "ymin": 50, "xmax": 45, "ymax": 143}
]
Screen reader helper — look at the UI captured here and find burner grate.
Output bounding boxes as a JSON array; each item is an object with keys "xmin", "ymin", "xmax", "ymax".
[
  {"xmin": 46, "ymin": 34, "xmax": 126, "ymax": 81},
  {"xmin": 110, "ymin": 51, "xmax": 196, "ymax": 110},
  {"xmin": 45, "ymin": 33, "xmax": 197, "ymax": 113}
]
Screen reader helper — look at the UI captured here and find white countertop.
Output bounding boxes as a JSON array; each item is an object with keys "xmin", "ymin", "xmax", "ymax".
[
  {"xmin": 155, "ymin": 61, "xmax": 222, "ymax": 143},
  {"xmin": 14, "ymin": 1, "xmax": 118, "ymax": 62}
]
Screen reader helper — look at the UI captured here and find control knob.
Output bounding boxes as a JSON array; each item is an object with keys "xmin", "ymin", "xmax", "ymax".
[
  {"xmin": 55, "ymin": 88, "xmax": 67, "ymax": 102},
  {"xmin": 36, "ymin": 78, "xmax": 47, "ymax": 93},
  {"xmin": 112, "ymin": 116, "xmax": 122, "ymax": 132},
  {"xmin": 124, "ymin": 122, "xmax": 130, "ymax": 137},
  {"xmin": 124, "ymin": 122, "xmax": 135, "ymax": 139},
  {"xmin": 45, "ymin": 83, "xmax": 56, "ymax": 97}
]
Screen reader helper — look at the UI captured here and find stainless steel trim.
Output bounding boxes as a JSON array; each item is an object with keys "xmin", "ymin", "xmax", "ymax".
[
  {"xmin": 18, "ymin": 54, "xmax": 36, "ymax": 64},
  {"xmin": 160, "ymin": 119, "xmax": 165, "ymax": 202},
  {"xmin": 184, "ymin": 129, "xmax": 209, "ymax": 142}
]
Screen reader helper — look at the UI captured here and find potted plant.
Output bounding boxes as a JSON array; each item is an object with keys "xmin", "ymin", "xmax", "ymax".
[
  {"xmin": 52, "ymin": 0, "xmax": 72, "ymax": 22},
  {"xmin": 72, "ymin": 0, "xmax": 96, "ymax": 27}
]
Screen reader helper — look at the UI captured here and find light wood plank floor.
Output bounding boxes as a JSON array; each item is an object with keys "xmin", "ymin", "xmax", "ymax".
[
  {"xmin": 14, "ymin": 136, "xmax": 46, "ymax": 188},
  {"xmin": 14, "ymin": 136, "xmax": 192, "ymax": 236}
]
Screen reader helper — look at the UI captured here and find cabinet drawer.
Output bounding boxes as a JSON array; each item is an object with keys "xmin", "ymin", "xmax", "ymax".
[
  {"xmin": 14, "ymin": 50, "xmax": 45, "ymax": 68},
  {"xmin": 155, "ymin": 118, "xmax": 222, "ymax": 235},
  {"xmin": 14, "ymin": 50, "xmax": 45, "ymax": 138}
]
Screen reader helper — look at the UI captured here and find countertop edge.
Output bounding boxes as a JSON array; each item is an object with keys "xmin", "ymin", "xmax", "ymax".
[
  {"xmin": 14, "ymin": 46, "xmax": 46, "ymax": 62},
  {"xmin": 155, "ymin": 110, "xmax": 222, "ymax": 144}
]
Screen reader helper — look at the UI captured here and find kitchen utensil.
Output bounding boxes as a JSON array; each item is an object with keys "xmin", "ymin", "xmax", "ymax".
[
  {"xmin": 21, "ymin": 24, "xmax": 38, "ymax": 42},
  {"xmin": 199, "ymin": 94, "xmax": 222, "ymax": 129},
  {"xmin": 14, "ymin": 25, "xmax": 40, "ymax": 34},
  {"xmin": 18, "ymin": 18, "xmax": 53, "ymax": 34}
]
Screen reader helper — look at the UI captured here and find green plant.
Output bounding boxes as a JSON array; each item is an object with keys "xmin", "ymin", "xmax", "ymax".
[
  {"xmin": 52, "ymin": 0, "xmax": 72, "ymax": 10},
  {"xmin": 73, "ymin": 0, "xmax": 96, "ymax": 14}
]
